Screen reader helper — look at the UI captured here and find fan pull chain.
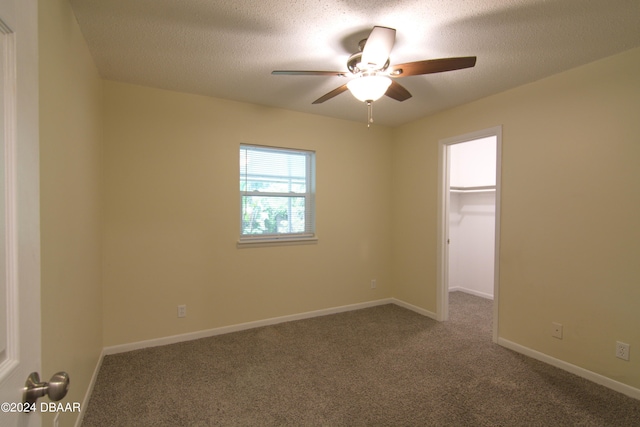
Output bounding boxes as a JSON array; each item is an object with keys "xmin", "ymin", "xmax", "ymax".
[{"xmin": 367, "ymin": 101, "xmax": 373, "ymax": 128}]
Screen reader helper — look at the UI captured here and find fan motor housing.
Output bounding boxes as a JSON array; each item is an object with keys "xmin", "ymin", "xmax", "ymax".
[{"xmin": 347, "ymin": 51, "xmax": 390, "ymax": 74}]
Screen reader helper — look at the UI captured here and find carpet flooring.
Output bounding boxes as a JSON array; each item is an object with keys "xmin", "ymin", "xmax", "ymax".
[{"xmin": 81, "ymin": 292, "xmax": 640, "ymax": 426}]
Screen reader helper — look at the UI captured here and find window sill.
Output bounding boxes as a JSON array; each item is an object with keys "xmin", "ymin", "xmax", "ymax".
[{"xmin": 236, "ymin": 236, "xmax": 318, "ymax": 249}]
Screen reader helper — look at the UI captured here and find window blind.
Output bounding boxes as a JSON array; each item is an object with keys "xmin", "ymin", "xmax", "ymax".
[{"xmin": 240, "ymin": 144, "xmax": 315, "ymax": 240}]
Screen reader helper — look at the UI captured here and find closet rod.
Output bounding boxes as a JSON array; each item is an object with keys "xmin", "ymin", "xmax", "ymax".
[{"xmin": 450, "ymin": 185, "xmax": 496, "ymax": 193}]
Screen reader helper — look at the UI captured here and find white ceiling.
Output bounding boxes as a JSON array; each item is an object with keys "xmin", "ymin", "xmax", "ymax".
[{"xmin": 69, "ymin": 0, "xmax": 640, "ymax": 127}]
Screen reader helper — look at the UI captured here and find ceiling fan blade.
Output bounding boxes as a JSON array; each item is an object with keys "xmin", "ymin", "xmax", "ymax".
[
  {"xmin": 272, "ymin": 70, "xmax": 348, "ymax": 77},
  {"xmin": 312, "ymin": 84, "xmax": 349, "ymax": 104},
  {"xmin": 361, "ymin": 26, "xmax": 396, "ymax": 69},
  {"xmin": 385, "ymin": 80, "xmax": 412, "ymax": 102},
  {"xmin": 389, "ymin": 56, "xmax": 477, "ymax": 77}
]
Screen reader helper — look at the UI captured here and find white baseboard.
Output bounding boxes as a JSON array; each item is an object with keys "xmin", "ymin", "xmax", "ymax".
[
  {"xmin": 498, "ymin": 338, "xmax": 640, "ymax": 400},
  {"xmin": 74, "ymin": 347, "xmax": 106, "ymax": 427},
  {"xmin": 391, "ymin": 298, "xmax": 438, "ymax": 320},
  {"xmin": 104, "ymin": 298, "xmax": 395, "ymax": 355},
  {"xmin": 449, "ymin": 287, "xmax": 494, "ymax": 300}
]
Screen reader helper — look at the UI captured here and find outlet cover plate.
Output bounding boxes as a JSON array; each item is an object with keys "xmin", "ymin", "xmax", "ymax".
[
  {"xmin": 178, "ymin": 304, "xmax": 187, "ymax": 318},
  {"xmin": 616, "ymin": 341, "xmax": 630, "ymax": 361}
]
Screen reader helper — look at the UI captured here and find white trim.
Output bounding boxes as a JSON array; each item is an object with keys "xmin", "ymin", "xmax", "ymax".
[
  {"xmin": 236, "ymin": 236, "xmax": 318, "ymax": 248},
  {"xmin": 498, "ymin": 338, "xmax": 640, "ymax": 400},
  {"xmin": 436, "ymin": 142, "xmax": 449, "ymax": 322},
  {"xmin": 0, "ymin": 25, "xmax": 19, "ymax": 384},
  {"xmin": 449, "ymin": 288, "xmax": 494, "ymax": 300},
  {"xmin": 74, "ymin": 348, "xmax": 106, "ymax": 427},
  {"xmin": 437, "ymin": 126, "xmax": 502, "ymax": 342},
  {"xmin": 104, "ymin": 298, "xmax": 395, "ymax": 355},
  {"xmin": 391, "ymin": 298, "xmax": 438, "ymax": 320},
  {"xmin": 493, "ymin": 130, "xmax": 503, "ymax": 343}
]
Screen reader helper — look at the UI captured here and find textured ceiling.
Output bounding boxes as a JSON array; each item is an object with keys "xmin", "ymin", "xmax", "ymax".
[{"xmin": 69, "ymin": 0, "xmax": 640, "ymax": 127}]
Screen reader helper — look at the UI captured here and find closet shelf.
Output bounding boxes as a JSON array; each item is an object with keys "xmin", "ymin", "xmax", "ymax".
[{"xmin": 450, "ymin": 185, "xmax": 496, "ymax": 193}]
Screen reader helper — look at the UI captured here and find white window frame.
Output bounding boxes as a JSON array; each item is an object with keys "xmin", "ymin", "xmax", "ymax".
[{"xmin": 238, "ymin": 144, "xmax": 316, "ymax": 247}]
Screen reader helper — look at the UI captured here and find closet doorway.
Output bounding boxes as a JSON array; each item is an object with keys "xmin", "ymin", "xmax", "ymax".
[{"xmin": 437, "ymin": 126, "xmax": 502, "ymax": 342}]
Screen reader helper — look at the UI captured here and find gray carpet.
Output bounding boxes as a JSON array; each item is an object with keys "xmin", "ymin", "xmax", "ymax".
[{"xmin": 82, "ymin": 292, "xmax": 640, "ymax": 426}]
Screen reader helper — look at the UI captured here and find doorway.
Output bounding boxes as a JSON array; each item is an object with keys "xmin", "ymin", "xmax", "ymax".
[{"xmin": 437, "ymin": 126, "xmax": 502, "ymax": 342}]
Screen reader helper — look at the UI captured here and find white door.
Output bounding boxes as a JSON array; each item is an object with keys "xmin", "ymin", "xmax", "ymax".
[{"xmin": 0, "ymin": 0, "xmax": 41, "ymax": 425}]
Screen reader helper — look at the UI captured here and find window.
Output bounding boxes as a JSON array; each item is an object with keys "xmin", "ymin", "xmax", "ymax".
[{"xmin": 239, "ymin": 144, "xmax": 315, "ymax": 243}]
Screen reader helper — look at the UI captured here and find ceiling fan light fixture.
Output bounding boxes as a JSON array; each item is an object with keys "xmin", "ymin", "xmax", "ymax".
[{"xmin": 347, "ymin": 75, "xmax": 392, "ymax": 102}]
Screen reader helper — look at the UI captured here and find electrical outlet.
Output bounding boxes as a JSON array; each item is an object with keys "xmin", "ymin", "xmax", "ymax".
[
  {"xmin": 616, "ymin": 341, "xmax": 630, "ymax": 361},
  {"xmin": 177, "ymin": 304, "xmax": 187, "ymax": 318},
  {"xmin": 551, "ymin": 322, "xmax": 563, "ymax": 339},
  {"xmin": 371, "ymin": 279, "xmax": 377, "ymax": 289}
]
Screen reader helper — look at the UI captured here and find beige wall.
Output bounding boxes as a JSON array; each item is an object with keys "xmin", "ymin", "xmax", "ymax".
[
  {"xmin": 392, "ymin": 47, "xmax": 640, "ymax": 389},
  {"xmin": 39, "ymin": 0, "xmax": 103, "ymax": 425},
  {"xmin": 102, "ymin": 82, "xmax": 393, "ymax": 346}
]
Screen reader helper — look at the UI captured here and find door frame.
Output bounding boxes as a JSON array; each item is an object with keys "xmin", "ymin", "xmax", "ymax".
[{"xmin": 436, "ymin": 125, "xmax": 502, "ymax": 342}]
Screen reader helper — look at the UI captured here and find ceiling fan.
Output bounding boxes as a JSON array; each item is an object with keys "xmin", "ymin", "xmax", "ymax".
[{"xmin": 272, "ymin": 26, "xmax": 476, "ymax": 126}]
